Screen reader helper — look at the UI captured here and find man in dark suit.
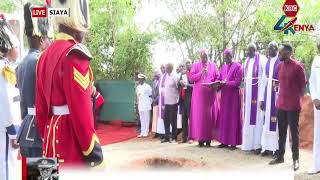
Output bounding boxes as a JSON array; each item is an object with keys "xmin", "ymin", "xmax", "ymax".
[
  {"xmin": 180, "ymin": 60, "xmax": 193, "ymax": 143},
  {"xmin": 151, "ymin": 70, "xmax": 161, "ymax": 138},
  {"xmin": 16, "ymin": 2, "xmax": 52, "ymax": 157}
]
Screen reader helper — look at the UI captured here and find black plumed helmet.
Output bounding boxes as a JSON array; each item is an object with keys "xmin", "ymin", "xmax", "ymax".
[{"xmin": 0, "ymin": 20, "xmax": 13, "ymax": 54}]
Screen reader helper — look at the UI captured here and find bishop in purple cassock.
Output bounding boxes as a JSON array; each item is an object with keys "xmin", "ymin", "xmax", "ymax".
[
  {"xmin": 216, "ymin": 49, "xmax": 243, "ymax": 150},
  {"xmin": 189, "ymin": 48, "xmax": 219, "ymax": 147}
]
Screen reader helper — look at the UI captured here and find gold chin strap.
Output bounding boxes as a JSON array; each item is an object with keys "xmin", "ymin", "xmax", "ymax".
[
  {"xmin": 55, "ymin": 32, "xmax": 75, "ymax": 41},
  {"xmin": 2, "ymin": 65, "xmax": 16, "ymax": 85},
  {"xmin": 35, "ymin": 52, "xmax": 43, "ymax": 78}
]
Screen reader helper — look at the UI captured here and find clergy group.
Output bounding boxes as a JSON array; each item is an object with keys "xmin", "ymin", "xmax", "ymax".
[
  {"xmin": 136, "ymin": 41, "xmax": 320, "ymax": 173},
  {"xmin": 2, "ymin": 1, "xmax": 320, "ymax": 176}
]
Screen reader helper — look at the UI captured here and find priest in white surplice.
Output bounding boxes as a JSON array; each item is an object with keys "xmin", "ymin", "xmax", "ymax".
[
  {"xmin": 259, "ymin": 41, "xmax": 280, "ymax": 157},
  {"xmin": 242, "ymin": 43, "xmax": 267, "ymax": 154},
  {"xmin": 308, "ymin": 42, "xmax": 320, "ymax": 175},
  {"xmin": 157, "ymin": 71, "xmax": 167, "ymax": 139}
]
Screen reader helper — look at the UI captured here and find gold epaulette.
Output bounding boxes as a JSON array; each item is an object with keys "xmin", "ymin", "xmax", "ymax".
[{"xmin": 2, "ymin": 65, "xmax": 16, "ymax": 85}]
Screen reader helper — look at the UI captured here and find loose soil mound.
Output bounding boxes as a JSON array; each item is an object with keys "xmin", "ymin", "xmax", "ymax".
[
  {"xmin": 299, "ymin": 95, "xmax": 314, "ymax": 150},
  {"xmin": 129, "ymin": 157, "xmax": 206, "ymax": 169}
]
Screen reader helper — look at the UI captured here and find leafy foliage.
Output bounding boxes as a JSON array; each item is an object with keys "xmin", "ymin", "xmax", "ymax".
[
  {"xmin": 0, "ymin": 0, "xmax": 44, "ymax": 13},
  {"xmin": 0, "ymin": 1, "xmax": 17, "ymax": 13},
  {"xmin": 1, "ymin": 0, "xmax": 318, "ymax": 75},
  {"xmin": 160, "ymin": 0, "xmax": 319, "ymax": 73},
  {"xmin": 85, "ymin": 0, "xmax": 155, "ymax": 80}
]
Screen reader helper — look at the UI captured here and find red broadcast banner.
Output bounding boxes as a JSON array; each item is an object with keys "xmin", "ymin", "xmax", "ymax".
[
  {"xmin": 31, "ymin": 7, "xmax": 47, "ymax": 18},
  {"xmin": 22, "ymin": 158, "xmax": 27, "ymax": 180}
]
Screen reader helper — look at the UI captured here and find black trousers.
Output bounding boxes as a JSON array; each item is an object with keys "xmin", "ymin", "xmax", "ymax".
[
  {"xmin": 277, "ymin": 109, "xmax": 300, "ymax": 160},
  {"xmin": 182, "ymin": 96, "xmax": 191, "ymax": 141},
  {"xmin": 164, "ymin": 104, "xmax": 178, "ymax": 140},
  {"xmin": 20, "ymin": 147, "xmax": 42, "ymax": 157}
]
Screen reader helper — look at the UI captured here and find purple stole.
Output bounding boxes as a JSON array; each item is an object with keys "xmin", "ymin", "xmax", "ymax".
[
  {"xmin": 159, "ymin": 73, "xmax": 167, "ymax": 119},
  {"xmin": 264, "ymin": 57, "xmax": 280, "ymax": 132},
  {"xmin": 178, "ymin": 73, "xmax": 183, "ymax": 115},
  {"xmin": 244, "ymin": 53, "xmax": 260, "ymax": 125},
  {"xmin": 154, "ymin": 79, "xmax": 159, "ymax": 89}
]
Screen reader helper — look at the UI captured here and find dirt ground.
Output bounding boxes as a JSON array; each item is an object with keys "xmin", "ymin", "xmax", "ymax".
[
  {"xmin": 299, "ymin": 95, "xmax": 314, "ymax": 149},
  {"xmin": 99, "ymin": 94, "xmax": 317, "ymax": 179},
  {"xmin": 102, "ymin": 136, "xmax": 319, "ymax": 180},
  {"xmin": 13, "ymin": 95, "xmax": 315, "ymax": 180}
]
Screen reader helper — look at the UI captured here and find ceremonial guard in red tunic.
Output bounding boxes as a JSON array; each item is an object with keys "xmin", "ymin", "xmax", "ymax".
[{"xmin": 36, "ymin": 0, "xmax": 104, "ymax": 167}]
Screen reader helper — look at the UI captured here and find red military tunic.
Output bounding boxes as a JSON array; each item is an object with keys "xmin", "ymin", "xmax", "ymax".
[
  {"xmin": 95, "ymin": 91, "xmax": 105, "ymax": 109},
  {"xmin": 36, "ymin": 32, "xmax": 104, "ymax": 167}
]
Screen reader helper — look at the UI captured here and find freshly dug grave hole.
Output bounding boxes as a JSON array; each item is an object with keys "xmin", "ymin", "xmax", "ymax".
[{"xmin": 130, "ymin": 157, "xmax": 206, "ymax": 169}]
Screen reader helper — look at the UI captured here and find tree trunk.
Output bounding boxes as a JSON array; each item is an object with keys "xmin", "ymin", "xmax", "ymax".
[{"xmin": 222, "ymin": 0, "xmax": 227, "ymax": 51}]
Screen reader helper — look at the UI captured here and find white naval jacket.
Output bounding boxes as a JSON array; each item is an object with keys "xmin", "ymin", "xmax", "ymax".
[
  {"xmin": 310, "ymin": 55, "xmax": 320, "ymax": 101},
  {"xmin": 0, "ymin": 58, "xmax": 21, "ymax": 139},
  {"xmin": 136, "ymin": 83, "xmax": 152, "ymax": 111}
]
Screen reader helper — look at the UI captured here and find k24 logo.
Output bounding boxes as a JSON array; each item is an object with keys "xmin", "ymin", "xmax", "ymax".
[{"xmin": 274, "ymin": 15, "xmax": 315, "ymax": 35}]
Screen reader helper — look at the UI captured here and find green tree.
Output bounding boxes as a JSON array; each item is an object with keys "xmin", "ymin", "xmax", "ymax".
[
  {"xmin": 85, "ymin": 0, "xmax": 155, "ymax": 80},
  {"xmin": 112, "ymin": 27, "xmax": 155, "ymax": 80},
  {"xmin": 160, "ymin": 0, "xmax": 319, "ymax": 73},
  {"xmin": 0, "ymin": 1, "xmax": 17, "ymax": 13},
  {"xmin": 0, "ymin": 0, "xmax": 44, "ymax": 13},
  {"xmin": 160, "ymin": 0, "xmax": 264, "ymax": 65}
]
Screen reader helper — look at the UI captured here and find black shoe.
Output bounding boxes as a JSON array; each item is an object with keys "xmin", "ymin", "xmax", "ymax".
[
  {"xmin": 261, "ymin": 150, "xmax": 271, "ymax": 157},
  {"xmin": 254, "ymin": 148, "xmax": 262, "ymax": 155},
  {"xmin": 308, "ymin": 171, "xmax": 320, "ymax": 175},
  {"xmin": 217, "ymin": 144, "xmax": 228, "ymax": 148},
  {"xmin": 269, "ymin": 158, "xmax": 284, "ymax": 165},
  {"xmin": 273, "ymin": 150, "xmax": 280, "ymax": 159},
  {"xmin": 159, "ymin": 135, "xmax": 164, "ymax": 140},
  {"xmin": 205, "ymin": 141, "xmax": 211, "ymax": 147},
  {"xmin": 293, "ymin": 160, "xmax": 299, "ymax": 171},
  {"xmin": 229, "ymin": 146, "xmax": 236, "ymax": 151},
  {"xmin": 198, "ymin": 141, "xmax": 205, "ymax": 147},
  {"xmin": 161, "ymin": 138, "xmax": 170, "ymax": 143}
]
